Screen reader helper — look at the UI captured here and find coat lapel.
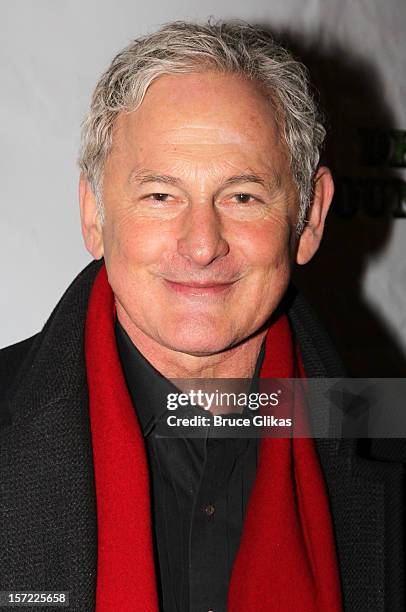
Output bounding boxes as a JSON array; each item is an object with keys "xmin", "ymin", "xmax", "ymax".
[
  {"xmin": 0, "ymin": 260, "xmax": 102, "ymax": 609},
  {"xmin": 287, "ymin": 289, "xmax": 404, "ymax": 612}
]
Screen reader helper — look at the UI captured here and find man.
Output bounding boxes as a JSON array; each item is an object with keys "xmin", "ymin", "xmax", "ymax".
[{"xmin": 0, "ymin": 20, "xmax": 403, "ymax": 612}]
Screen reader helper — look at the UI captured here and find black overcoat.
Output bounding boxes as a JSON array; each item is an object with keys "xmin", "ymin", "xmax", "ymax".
[{"xmin": 0, "ymin": 260, "xmax": 404, "ymax": 611}]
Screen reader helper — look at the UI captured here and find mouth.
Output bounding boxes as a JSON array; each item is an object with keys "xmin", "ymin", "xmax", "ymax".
[{"xmin": 162, "ymin": 278, "xmax": 237, "ymax": 297}]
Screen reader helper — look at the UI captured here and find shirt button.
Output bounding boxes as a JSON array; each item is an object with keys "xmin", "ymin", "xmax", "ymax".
[{"xmin": 203, "ymin": 503, "xmax": 215, "ymax": 517}]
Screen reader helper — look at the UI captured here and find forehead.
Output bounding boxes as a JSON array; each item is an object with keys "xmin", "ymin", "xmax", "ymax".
[{"xmin": 110, "ymin": 71, "xmax": 288, "ymax": 174}]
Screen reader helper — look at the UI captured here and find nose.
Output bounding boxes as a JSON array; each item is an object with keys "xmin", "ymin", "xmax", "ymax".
[{"xmin": 177, "ymin": 202, "xmax": 229, "ymax": 266}]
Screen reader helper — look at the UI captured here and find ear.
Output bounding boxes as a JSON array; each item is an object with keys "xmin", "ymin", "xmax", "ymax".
[
  {"xmin": 296, "ymin": 166, "xmax": 334, "ymax": 265},
  {"xmin": 79, "ymin": 173, "xmax": 104, "ymax": 260}
]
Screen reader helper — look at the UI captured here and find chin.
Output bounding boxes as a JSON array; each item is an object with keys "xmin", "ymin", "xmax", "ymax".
[{"xmin": 159, "ymin": 321, "xmax": 232, "ymax": 357}]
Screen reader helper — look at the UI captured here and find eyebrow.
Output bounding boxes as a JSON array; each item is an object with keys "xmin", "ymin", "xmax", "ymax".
[
  {"xmin": 129, "ymin": 170, "xmax": 282, "ymax": 192},
  {"xmin": 134, "ymin": 173, "xmax": 183, "ymax": 187}
]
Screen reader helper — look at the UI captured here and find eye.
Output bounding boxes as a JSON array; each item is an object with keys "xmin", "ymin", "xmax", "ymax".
[
  {"xmin": 234, "ymin": 193, "xmax": 254, "ymax": 204},
  {"xmin": 149, "ymin": 193, "xmax": 171, "ymax": 202},
  {"xmin": 232, "ymin": 193, "xmax": 257, "ymax": 204}
]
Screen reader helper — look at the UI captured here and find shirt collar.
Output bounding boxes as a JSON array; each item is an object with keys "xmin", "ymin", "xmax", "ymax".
[{"xmin": 115, "ymin": 318, "xmax": 265, "ymax": 436}]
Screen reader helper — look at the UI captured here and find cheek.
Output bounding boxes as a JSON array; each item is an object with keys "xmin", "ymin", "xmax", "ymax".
[
  {"xmin": 237, "ymin": 222, "xmax": 292, "ymax": 271},
  {"xmin": 239, "ymin": 225, "xmax": 293, "ymax": 322},
  {"xmin": 104, "ymin": 218, "xmax": 171, "ymax": 267}
]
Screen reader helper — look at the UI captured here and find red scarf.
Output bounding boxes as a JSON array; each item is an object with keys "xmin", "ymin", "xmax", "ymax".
[{"xmin": 85, "ymin": 264, "xmax": 343, "ymax": 611}]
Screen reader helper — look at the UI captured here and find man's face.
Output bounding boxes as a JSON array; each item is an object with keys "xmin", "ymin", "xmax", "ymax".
[{"xmin": 95, "ymin": 72, "xmax": 301, "ymax": 355}]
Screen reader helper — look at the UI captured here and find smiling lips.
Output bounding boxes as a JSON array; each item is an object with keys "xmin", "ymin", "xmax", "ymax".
[{"xmin": 163, "ymin": 278, "xmax": 236, "ymax": 296}]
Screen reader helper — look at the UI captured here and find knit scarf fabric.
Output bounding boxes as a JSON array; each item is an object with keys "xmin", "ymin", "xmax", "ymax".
[{"xmin": 85, "ymin": 264, "xmax": 343, "ymax": 611}]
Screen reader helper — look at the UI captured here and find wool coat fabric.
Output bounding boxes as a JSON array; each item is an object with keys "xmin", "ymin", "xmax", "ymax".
[{"xmin": 0, "ymin": 259, "xmax": 404, "ymax": 611}]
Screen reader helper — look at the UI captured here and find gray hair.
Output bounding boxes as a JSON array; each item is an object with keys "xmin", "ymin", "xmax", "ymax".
[{"xmin": 78, "ymin": 20, "xmax": 326, "ymax": 234}]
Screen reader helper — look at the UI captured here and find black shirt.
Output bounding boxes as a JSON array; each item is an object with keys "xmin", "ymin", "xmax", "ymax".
[{"xmin": 115, "ymin": 320, "xmax": 265, "ymax": 612}]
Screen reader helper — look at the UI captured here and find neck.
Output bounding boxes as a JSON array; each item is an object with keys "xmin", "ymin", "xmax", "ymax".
[{"xmin": 116, "ymin": 308, "xmax": 268, "ymax": 379}]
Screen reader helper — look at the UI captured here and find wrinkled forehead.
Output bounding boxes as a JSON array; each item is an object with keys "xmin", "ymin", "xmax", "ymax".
[
  {"xmin": 110, "ymin": 72, "xmax": 287, "ymax": 158},
  {"xmin": 108, "ymin": 73, "xmax": 288, "ymax": 182}
]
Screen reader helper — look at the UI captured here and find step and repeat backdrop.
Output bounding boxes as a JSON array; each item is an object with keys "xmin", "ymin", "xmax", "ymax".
[{"xmin": 1, "ymin": 0, "xmax": 405, "ymax": 375}]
